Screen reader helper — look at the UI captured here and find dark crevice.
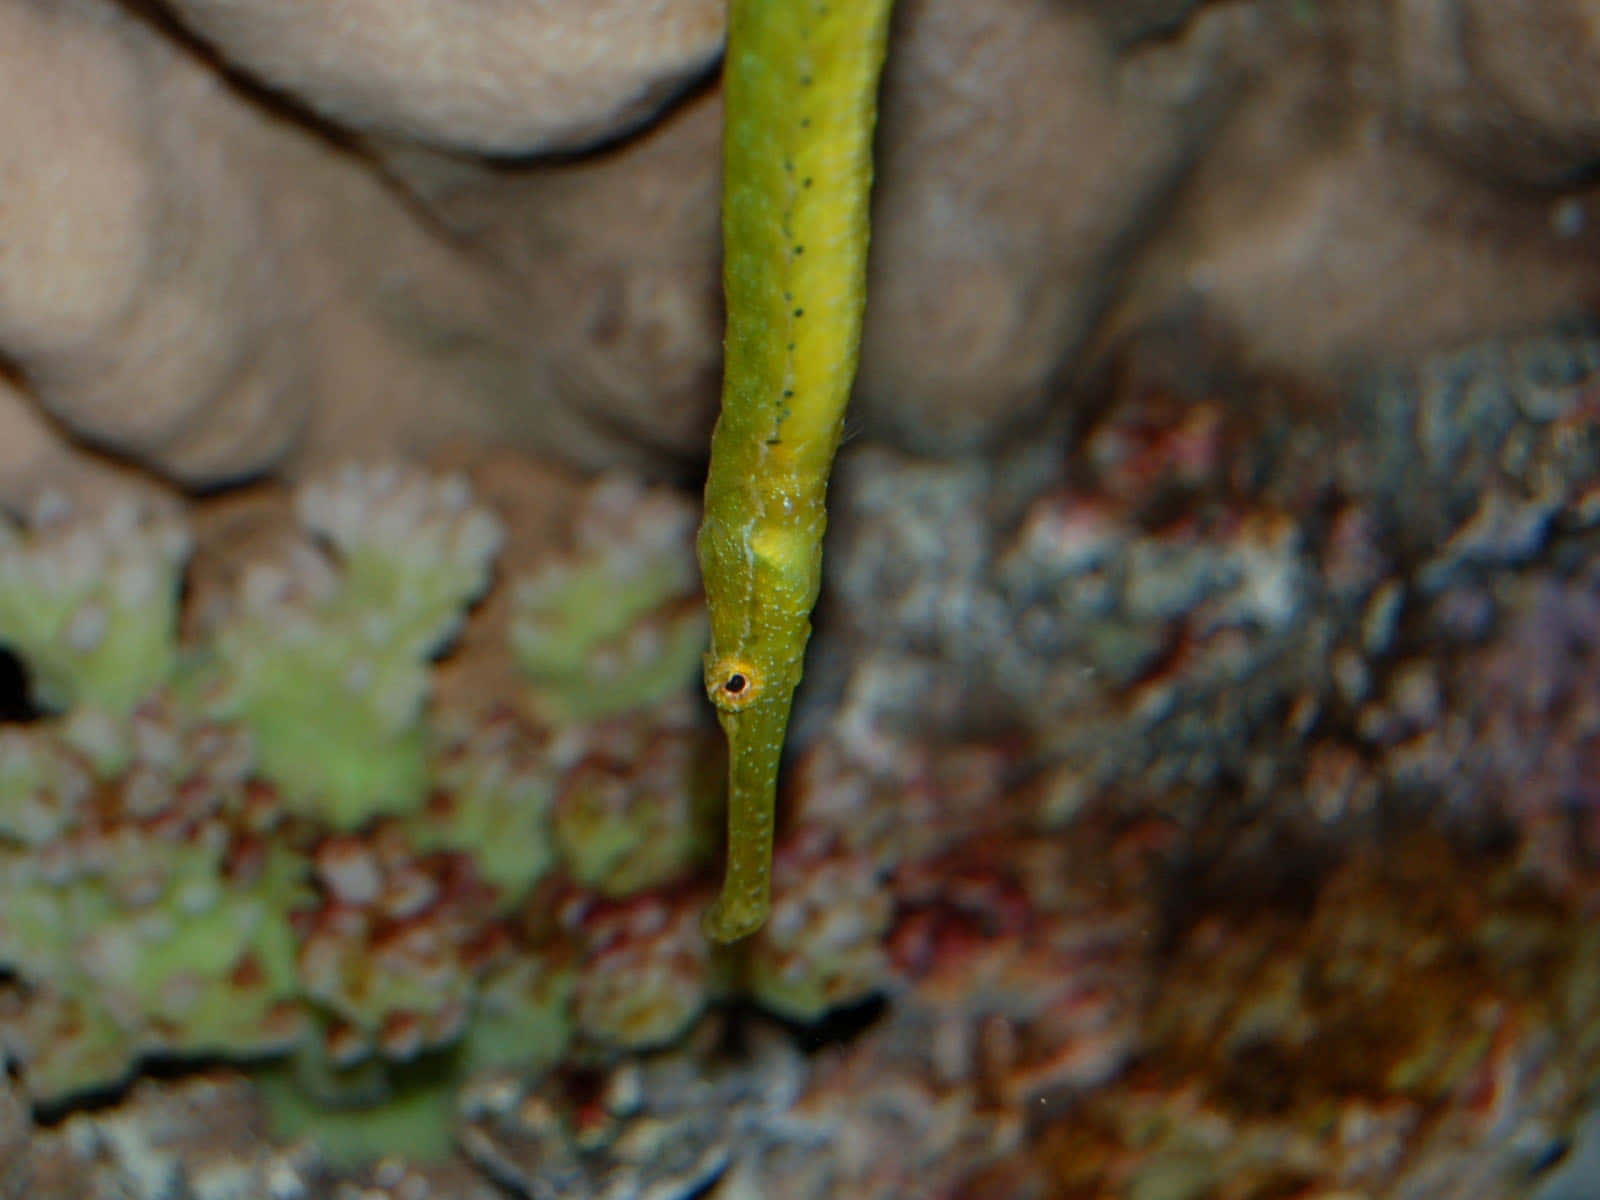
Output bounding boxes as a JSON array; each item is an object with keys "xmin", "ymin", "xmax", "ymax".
[
  {"xmin": 775, "ymin": 992, "xmax": 891, "ymax": 1054},
  {"xmin": 0, "ymin": 650, "xmax": 41, "ymax": 724}
]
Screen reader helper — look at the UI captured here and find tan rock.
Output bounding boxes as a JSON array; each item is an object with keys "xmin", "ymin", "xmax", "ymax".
[
  {"xmin": 2, "ymin": 0, "xmax": 1600, "ymax": 494},
  {"xmin": 0, "ymin": 0, "xmax": 527, "ymax": 486},
  {"xmin": 0, "ymin": 0, "xmax": 313, "ymax": 484},
  {"xmin": 162, "ymin": 0, "xmax": 725, "ymax": 155},
  {"xmin": 1121, "ymin": 2, "xmax": 1600, "ymax": 376},
  {"xmin": 0, "ymin": 374, "xmax": 164, "ymax": 512},
  {"xmin": 366, "ymin": 93, "xmax": 727, "ymax": 474},
  {"xmin": 855, "ymin": 0, "xmax": 1231, "ymax": 453},
  {"xmin": 1396, "ymin": 0, "xmax": 1600, "ymax": 185}
]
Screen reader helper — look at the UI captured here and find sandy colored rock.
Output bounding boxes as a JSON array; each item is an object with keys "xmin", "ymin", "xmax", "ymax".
[
  {"xmin": 1087, "ymin": 0, "xmax": 1207, "ymax": 46},
  {"xmin": 0, "ymin": 0, "xmax": 312, "ymax": 485},
  {"xmin": 1396, "ymin": 0, "xmax": 1600, "ymax": 185},
  {"xmin": 1163, "ymin": 136, "xmax": 1598, "ymax": 374},
  {"xmin": 0, "ymin": 0, "xmax": 541, "ymax": 487},
  {"xmin": 1, "ymin": 0, "xmax": 1600, "ymax": 489},
  {"xmin": 1120, "ymin": 2, "xmax": 1600, "ymax": 375},
  {"xmin": 854, "ymin": 0, "xmax": 1229, "ymax": 453},
  {"xmin": 368, "ymin": 95, "xmax": 728, "ymax": 473},
  {"xmin": 162, "ymin": 0, "xmax": 725, "ymax": 155}
]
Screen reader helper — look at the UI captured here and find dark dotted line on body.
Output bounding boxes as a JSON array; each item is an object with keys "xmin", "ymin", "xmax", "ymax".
[{"xmin": 773, "ymin": 13, "xmax": 828, "ymax": 443}]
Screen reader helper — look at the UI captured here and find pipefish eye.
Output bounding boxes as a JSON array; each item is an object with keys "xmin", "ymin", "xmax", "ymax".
[{"xmin": 706, "ymin": 658, "xmax": 763, "ymax": 711}]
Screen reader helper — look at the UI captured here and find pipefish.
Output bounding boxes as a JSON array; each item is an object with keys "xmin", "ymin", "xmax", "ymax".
[{"xmin": 697, "ymin": 0, "xmax": 894, "ymax": 942}]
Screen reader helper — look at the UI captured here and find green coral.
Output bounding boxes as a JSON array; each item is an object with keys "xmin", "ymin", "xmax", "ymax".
[
  {"xmin": 0, "ymin": 467, "xmax": 525, "ymax": 1114},
  {"xmin": 0, "ymin": 498, "xmax": 189, "ymax": 715},
  {"xmin": 259, "ymin": 952, "xmax": 577, "ymax": 1166},
  {"xmin": 552, "ymin": 711, "xmax": 717, "ymax": 898},
  {"xmin": 210, "ymin": 612, "xmax": 434, "ymax": 826},
  {"xmin": 0, "ymin": 726, "xmax": 91, "ymax": 845},
  {"xmin": 511, "ymin": 473, "xmax": 707, "ymax": 723},
  {"xmin": 204, "ymin": 465, "xmax": 503, "ymax": 827},
  {"xmin": 0, "ymin": 463, "xmax": 779, "ymax": 1164},
  {"xmin": 404, "ymin": 714, "xmax": 557, "ymax": 903},
  {"xmin": 570, "ymin": 896, "xmax": 713, "ymax": 1050},
  {"xmin": 0, "ymin": 719, "xmax": 306, "ymax": 1102},
  {"xmin": 460, "ymin": 954, "xmax": 576, "ymax": 1078},
  {"xmin": 256, "ymin": 1057, "xmax": 461, "ymax": 1166},
  {"xmin": 746, "ymin": 830, "xmax": 893, "ymax": 1024}
]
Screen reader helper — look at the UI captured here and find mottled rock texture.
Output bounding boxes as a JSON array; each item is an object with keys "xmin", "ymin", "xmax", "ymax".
[{"xmin": 2, "ymin": 0, "xmax": 1598, "ymax": 499}]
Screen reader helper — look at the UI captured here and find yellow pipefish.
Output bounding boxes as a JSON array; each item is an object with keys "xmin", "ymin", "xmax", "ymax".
[{"xmin": 698, "ymin": 0, "xmax": 894, "ymax": 942}]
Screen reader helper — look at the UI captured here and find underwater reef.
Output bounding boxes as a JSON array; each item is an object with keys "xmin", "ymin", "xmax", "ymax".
[{"xmin": 2, "ymin": 322, "xmax": 1600, "ymax": 1197}]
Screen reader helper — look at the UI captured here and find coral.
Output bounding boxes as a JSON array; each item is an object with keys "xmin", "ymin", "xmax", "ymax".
[
  {"xmin": 724, "ymin": 1031, "xmax": 1018, "ymax": 1200},
  {"xmin": 786, "ymin": 710, "xmax": 1017, "ymax": 870},
  {"xmin": 458, "ymin": 1026, "xmax": 793, "ymax": 1200},
  {"xmin": 550, "ymin": 699, "xmax": 717, "ymax": 897},
  {"xmin": 295, "ymin": 464, "xmax": 505, "ymax": 661},
  {"xmin": 404, "ymin": 711, "xmax": 558, "ymax": 904},
  {"xmin": 0, "ymin": 1073, "xmax": 24, "ymax": 1200},
  {"xmin": 744, "ymin": 826, "xmax": 894, "ymax": 1024},
  {"xmin": 6, "ymin": 1071, "xmax": 505, "ymax": 1200},
  {"xmin": 820, "ymin": 321, "xmax": 1600, "ymax": 843},
  {"xmin": 203, "ymin": 464, "xmax": 503, "ymax": 826},
  {"xmin": 295, "ymin": 826, "xmax": 505, "ymax": 1067},
  {"xmin": 458, "ymin": 953, "xmax": 576, "ymax": 1081},
  {"xmin": 886, "ymin": 824, "xmax": 1159, "ymax": 1108},
  {"xmin": 510, "ymin": 473, "xmax": 707, "ymax": 724},
  {"xmin": 0, "ymin": 465, "xmax": 607, "ymax": 1120},
  {"xmin": 763, "ymin": 322, "xmax": 1600, "ymax": 1196},
  {"xmin": 259, "ymin": 952, "xmax": 576, "ymax": 1168},
  {"xmin": 566, "ymin": 891, "xmax": 716, "ymax": 1051},
  {"xmin": 19, "ymin": 1075, "xmax": 315, "ymax": 1200},
  {"xmin": 1031, "ymin": 835, "xmax": 1600, "ymax": 1200},
  {"xmin": 0, "ymin": 497, "xmax": 189, "ymax": 716},
  {"xmin": 0, "ymin": 461, "xmax": 736, "ymax": 1162},
  {"xmin": 0, "ymin": 703, "xmax": 305, "ymax": 1104},
  {"xmin": 0, "ymin": 724, "xmax": 93, "ymax": 846}
]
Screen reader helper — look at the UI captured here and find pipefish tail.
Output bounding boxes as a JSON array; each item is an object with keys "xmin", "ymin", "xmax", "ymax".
[{"xmin": 697, "ymin": 0, "xmax": 894, "ymax": 942}]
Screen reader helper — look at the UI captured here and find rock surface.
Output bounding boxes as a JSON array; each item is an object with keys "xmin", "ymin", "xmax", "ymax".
[{"xmin": 2, "ymin": 0, "xmax": 1599, "ymax": 492}]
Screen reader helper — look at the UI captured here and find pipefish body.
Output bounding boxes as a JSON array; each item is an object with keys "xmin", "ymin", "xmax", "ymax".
[{"xmin": 697, "ymin": 0, "xmax": 894, "ymax": 941}]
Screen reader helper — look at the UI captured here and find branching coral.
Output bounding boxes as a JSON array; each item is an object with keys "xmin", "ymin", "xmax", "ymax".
[
  {"xmin": 403, "ymin": 712, "xmax": 557, "ymax": 903},
  {"xmin": 566, "ymin": 891, "xmax": 716, "ymax": 1050},
  {"xmin": 203, "ymin": 464, "xmax": 503, "ymax": 826},
  {"xmin": 745, "ymin": 826, "xmax": 894, "ymax": 1024},
  {"xmin": 510, "ymin": 472, "xmax": 706, "ymax": 724},
  {"xmin": 0, "ymin": 466, "xmax": 711, "ymax": 1121},
  {"xmin": 550, "ymin": 700, "xmax": 718, "ymax": 898},
  {"xmin": 0, "ymin": 498, "xmax": 190, "ymax": 716},
  {"xmin": 0, "ymin": 702, "xmax": 305, "ymax": 1103},
  {"xmin": 0, "ymin": 463, "xmax": 893, "ymax": 1157}
]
